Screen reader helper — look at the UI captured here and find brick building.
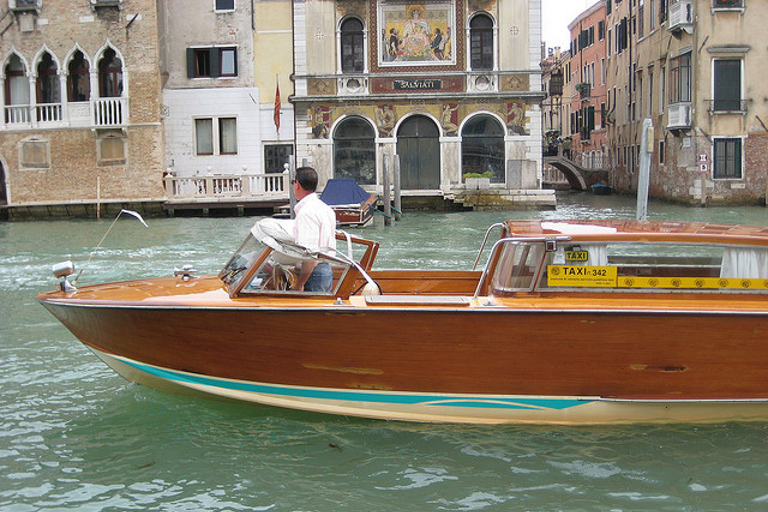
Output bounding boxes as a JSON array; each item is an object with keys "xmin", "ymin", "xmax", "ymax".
[
  {"xmin": 0, "ymin": 0, "xmax": 165, "ymax": 218},
  {"xmin": 567, "ymin": 0, "xmax": 607, "ymax": 170}
]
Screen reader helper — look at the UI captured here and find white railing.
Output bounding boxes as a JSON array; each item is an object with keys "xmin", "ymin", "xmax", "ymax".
[
  {"xmin": 93, "ymin": 97, "xmax": 127, "ymax": 127},
  {"xmin": 576, "ymin": 151, "xmax": 605, "ymax": 170},
  {"xmin": 5, "ymin": 105, "xmax": 31, "ymax": 124},
  {"xmin": 164, "ymin": 173, "xmax": 290, "ymax": 200},
  {"xmin": 2, "ymin": 98, "xmax": 128, "ymax": 129},
  {"xmin": 36, "ymin": 103, "xmax": 62, "ymax": 123}
]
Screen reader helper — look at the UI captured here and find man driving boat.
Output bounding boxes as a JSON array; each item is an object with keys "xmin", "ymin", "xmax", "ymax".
[{"xmin": 291, "ymin": 166, "xmax": 337, "ymax": 292}]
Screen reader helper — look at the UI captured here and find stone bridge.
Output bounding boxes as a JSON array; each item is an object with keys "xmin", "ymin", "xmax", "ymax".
[{"xmin": 543, "ymin": 156, "xmax": 609, "ymax": 191}]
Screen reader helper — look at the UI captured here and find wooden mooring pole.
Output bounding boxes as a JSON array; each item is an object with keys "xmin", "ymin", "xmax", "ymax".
[{"xmin": 383, "ymin": 153, "xmax": 392, "ymax": 226}]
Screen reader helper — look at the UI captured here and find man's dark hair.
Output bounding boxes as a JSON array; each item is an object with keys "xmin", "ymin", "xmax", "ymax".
[{"xmin": 295, "ymin": 166, "xmax": 318, "ymax": 192}]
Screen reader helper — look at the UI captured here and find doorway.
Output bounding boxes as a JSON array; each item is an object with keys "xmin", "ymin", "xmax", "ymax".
[{"xmin": 396, "ymin": 116, "xmax": 440, "ymax": 189}]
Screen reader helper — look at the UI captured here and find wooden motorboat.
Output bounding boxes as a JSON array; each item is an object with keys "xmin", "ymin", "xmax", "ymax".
[
  {"xmin": 38, "ymin": 219, "xmax": 768, "ymax": 424},
  {"xmin": 319, "ymin": 178, "xmax": 378, "ymax": 227}
]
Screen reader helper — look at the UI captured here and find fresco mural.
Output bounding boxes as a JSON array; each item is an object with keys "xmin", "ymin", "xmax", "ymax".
[{"xmin": 379, "ymin": 3, "xmax": 456, "ymax": 66}]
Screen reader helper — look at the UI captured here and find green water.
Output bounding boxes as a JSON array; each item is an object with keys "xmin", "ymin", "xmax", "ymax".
[{"xmin": 2, "ymin": 192, "xmax": 767, "ymax": 511}]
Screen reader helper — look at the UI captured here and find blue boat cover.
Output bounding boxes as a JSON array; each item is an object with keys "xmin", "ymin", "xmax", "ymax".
[{"xmin": 320, "ymin": 178, "xmax": 373, "ymax": 206}]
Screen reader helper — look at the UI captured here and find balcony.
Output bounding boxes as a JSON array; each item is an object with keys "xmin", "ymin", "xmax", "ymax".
[
  {"xmin": 669, "ymin": 0, "xmax": 693, "ymax": 34},
  {"xmin": 164, "ymin": 172, "xmax": 289, "ymax": 201},
  {"xmin": 667, "ymin": 102, "xmax": 692, "ymax": 130},
  {"xmin": 712, "ymin": 0, "xmax": 744, "ymax": 10},
  {"xmin": 1, "ymin": 97, "xmax": 128, "ymax": 130},
  {"xmin": 93, "ymin": 97, "xmax": 127, "ymax": 127},
  {"xmin": 576, "ymin": 83, "xmax": 591, "ymax": 100},
  {"xmin": 707, "ymin": 98, "xmax": 748, "ymax": 115},
  {"xmin": 8, "ymin": 0, "xmax": 42, "ymax": 12}
]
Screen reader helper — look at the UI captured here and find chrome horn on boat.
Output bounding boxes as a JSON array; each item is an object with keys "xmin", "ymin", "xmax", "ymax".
[{"xmin": 52, "ymin": 261, "xmax": 77, "ymax": 293}]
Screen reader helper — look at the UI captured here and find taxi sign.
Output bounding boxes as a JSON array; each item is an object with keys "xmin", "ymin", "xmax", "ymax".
[{"xmin": 547, "ymin": 265, "xmax": 618, "ymax": 287}]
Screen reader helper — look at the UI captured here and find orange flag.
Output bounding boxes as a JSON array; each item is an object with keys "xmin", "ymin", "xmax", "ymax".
[{"xmin": 274, "ymin": 77, "xmax": 281, "ymax": 132}]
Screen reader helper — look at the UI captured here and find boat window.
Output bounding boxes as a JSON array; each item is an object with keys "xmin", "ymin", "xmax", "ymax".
[
  {"xmin": 239, "ymin": 252, "xmax": 350, "ymax": 296},
  {"xmin": 491, "ymin": 241, "xmax": 545, "ymax": 294},
  {"xmin": 537, "ymin": 242, "xmax": 768, "ymax": 292},
  {"xmin": 219, "ymin": 234, "xmax": 263, "ymax": 290}
]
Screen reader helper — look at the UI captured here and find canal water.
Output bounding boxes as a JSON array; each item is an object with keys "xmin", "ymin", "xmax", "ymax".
[{"xmin": 2, "ymin": 192, "xmax": 767, "ymax": 511}]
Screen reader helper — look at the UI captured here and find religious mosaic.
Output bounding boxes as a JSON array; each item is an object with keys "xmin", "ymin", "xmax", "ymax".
[{"xmin": 379, "ymin": 2, "xmax": 456, "ymax": 67}]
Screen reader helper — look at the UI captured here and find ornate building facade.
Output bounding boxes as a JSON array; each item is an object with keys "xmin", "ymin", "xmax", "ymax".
[{"xmin": 290, "ymin": 0, "xmax": 545, "ymax": 195}]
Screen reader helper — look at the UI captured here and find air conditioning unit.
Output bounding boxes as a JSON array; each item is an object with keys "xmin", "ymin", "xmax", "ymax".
[{"xmin": 8, "ymin": 0, "xmax": 42, "ymax": 11}]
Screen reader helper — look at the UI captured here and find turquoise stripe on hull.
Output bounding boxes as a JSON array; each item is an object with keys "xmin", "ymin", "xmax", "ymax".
[{"xmin": 119, "ymin": 357, "xmax": 588, "ymax": 412}]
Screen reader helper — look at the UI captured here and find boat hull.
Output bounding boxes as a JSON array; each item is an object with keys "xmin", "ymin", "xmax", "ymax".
[
  {"xmin": 91, "ymin": 348, "xmax": 768, "ymax": 424},
  {"xmin": 40, "ymin": 297, "xmax": 768, "ymax": 424}
]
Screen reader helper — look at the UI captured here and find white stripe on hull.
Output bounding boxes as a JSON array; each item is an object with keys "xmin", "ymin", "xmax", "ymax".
[{"xmin": 90, "ymin": 348, "xmax": 768, "ymax": 425}]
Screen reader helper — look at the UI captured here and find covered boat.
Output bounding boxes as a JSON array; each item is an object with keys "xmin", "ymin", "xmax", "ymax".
[
  {"xmin": 319, "ymin": 178, "xmax": 378, "ymax": 227},
  {"xmin": 38, "ymin": 220, "xmax": 768, "ymax": 424}
]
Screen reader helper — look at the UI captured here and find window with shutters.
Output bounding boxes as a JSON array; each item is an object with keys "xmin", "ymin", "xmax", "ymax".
[
  {"xmin": 712, "ymin": 59, "xmax": 742, "ymax": 112},
  {"xmin": 187, "ymin": 47, "xmax": 238, "ymax": 79},
  {"xmin": 713, "ymin": 138, "xmax": 742, "ymax": 179}
]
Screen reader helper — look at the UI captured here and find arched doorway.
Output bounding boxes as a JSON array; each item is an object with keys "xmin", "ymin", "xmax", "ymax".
[
  {"xmin": 333, "ymin": 117, "xmax": 376, "ymax": 184},
  {"xmin": 397, "ymin": 115, "xmax": 440, "ymax": 189},
  {"xmin": 461, "ymin": 114, "xmax": 505, "ymax": 183}
]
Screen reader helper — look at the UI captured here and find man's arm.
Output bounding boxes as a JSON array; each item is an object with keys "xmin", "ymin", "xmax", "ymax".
[{"xmin": 293, "ymin": 259, "xmax": 318, "ymax": 291}]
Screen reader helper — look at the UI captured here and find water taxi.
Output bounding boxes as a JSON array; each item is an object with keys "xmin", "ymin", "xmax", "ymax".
[{"xmin": 38, "ymin": 219, "xmax": 768, "ymax": 424}]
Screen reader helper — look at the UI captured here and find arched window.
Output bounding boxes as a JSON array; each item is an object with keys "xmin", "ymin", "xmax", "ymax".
[
  {"xmin": 5, "ymin": 54, "xmax": 29, "ymax": 106},
  {"xmin": 470, "ymin": 14, "xmax": 494, "ymax": 71},
  {"xmin": 37, "ymin": 53, "xmax": 59, "ymax": 104},
  {"xmin": 340, "ymin": 18, "xmax": 365, "ymax": 73},
  {"xmin": 334, "ymin": 117, "xmax": 376, "ymax": 184},
  {"xmin": 98, "ymin": 48, "xmax": 123, "ymax": 98},
  {"xmin": 68, "ymin": 50, "xmax": 90, "ymax": 102},
  {"xmin": 4, "ymin": 54, "xmax": 29, "ymax": 123},
  {"xmin": 461, "ymin": 115, "xmax": 505, "ymax": 183}
]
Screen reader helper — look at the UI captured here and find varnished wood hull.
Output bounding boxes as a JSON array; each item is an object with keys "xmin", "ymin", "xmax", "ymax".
[{"xmin": 38, "ymin": 280, "xmax": 768, "ymax": 424}]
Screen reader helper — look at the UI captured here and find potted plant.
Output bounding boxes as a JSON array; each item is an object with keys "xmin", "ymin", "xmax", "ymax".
[{"xmin": 463, "ymin": 171, "xmax": 492, "ymax": 190}]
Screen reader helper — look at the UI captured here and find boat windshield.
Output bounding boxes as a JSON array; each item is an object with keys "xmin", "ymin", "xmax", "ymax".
[
  {"xmin": 219, "ymin": 234, "xmax": 264, "ymax": 290},
  {"xmin": 219, "ymin": 232, "xmax": 358, "ymax": 297}
]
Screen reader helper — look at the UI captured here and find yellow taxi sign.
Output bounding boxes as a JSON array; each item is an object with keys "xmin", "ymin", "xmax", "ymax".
[
  {"xmin": 565, "ymin": 250, "xmax": 589, "ymax": 262},
  {"xmin": 547, "ymin": 265, "xmax": 618, "ymax": 287}
]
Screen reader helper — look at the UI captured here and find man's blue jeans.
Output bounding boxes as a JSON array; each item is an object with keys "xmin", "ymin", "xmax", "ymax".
[{"xmin": 305, "ymin": 262, "xmax": 332, "ymax": 293}]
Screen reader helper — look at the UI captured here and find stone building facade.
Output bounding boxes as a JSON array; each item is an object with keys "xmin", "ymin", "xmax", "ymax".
[
  {"xmin": 606, "ymin": 0, "xmax": 768, "ymax": 205},
  {"xmin": 290, "ymin": 0, "xmax": 546, "ymax": 196},
  {"xmin": 0, "ymin": 0, "xmax": 165, "ymax": 215}
]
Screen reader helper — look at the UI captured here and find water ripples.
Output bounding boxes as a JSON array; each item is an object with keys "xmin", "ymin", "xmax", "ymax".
[{"xmin": 2, "ymin": 194, "xmax": 768, "ymax": 511}]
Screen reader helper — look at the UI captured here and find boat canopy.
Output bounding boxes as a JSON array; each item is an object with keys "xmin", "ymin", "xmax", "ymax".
[{"xmin": 320, "ymin": 178, "xmax": 373, "ymax": 207}]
